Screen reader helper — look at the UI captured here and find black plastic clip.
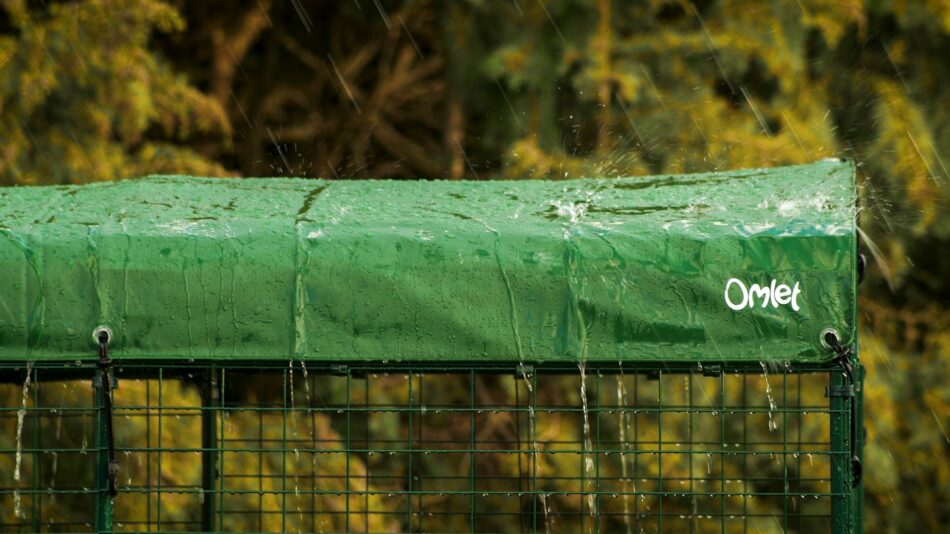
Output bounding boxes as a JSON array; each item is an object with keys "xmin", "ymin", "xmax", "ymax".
[
  {"xmin": 95, "ymin": 328, "xmax": 119, "ymax": 497},
  {"xmin": 825, "ymin": 384, "xmax": 855, "ymax": 398},
  {"xmin": 823, "ymin": 330, "xmax": 862, "ymax": 488},
  {"xmin": 517, "ymin": 363, "xmax": 534, "ymax": 379},
  {"xmin": 824, "ymin": 331, "xmax": 853, "ymax": 382}
]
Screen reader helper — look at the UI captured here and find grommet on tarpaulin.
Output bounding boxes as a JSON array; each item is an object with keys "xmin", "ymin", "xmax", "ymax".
[{"xmin": 822, "ymin": 329, "xmax": 853, "ymax": 379}]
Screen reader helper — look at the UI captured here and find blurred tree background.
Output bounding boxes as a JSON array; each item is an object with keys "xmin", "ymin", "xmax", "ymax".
[{"xmin": 0, "ymin": 0, "xmax": 948, "ymax": 532}]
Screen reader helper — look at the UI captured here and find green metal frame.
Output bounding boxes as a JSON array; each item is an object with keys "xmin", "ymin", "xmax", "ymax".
[
  {"xmin": 0, "ymin": 358, "xmax": 863, "ymax": 533},
  {"xmin": 0, "ymin": 161, "xmax": 863, "ymax": 532}
]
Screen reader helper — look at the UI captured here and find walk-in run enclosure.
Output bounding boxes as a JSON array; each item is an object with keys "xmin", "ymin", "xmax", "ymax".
[{"xmin": 0, "ymin": 160, "xmax": 863, "ymax": 533}]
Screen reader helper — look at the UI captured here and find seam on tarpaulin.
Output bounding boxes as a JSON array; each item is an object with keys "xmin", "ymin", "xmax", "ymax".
[
  {"xmin": 1, "ymin": 228, "xmax": 44, "ymax": 353},
  {"xmin": 292, "ymin": 183, "xmax": 328, "ymax": 359},
  {"xmin": 490, "ymin": 226, "xmax": 524, "ymax": 360},
  {"xmin": 564, "ymin": 231, "xmax": 590, "ymax": 360},
  {"xmin": 470, "ymin": 213, "xmax": 525, "ymax": 360},
  {"xmin": 86, "ymin": 227, "xmax": 105, "ymax": 335}
]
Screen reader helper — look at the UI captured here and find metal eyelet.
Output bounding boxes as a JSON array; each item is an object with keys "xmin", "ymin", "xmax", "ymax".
[
  {"xmin": 93, "ymin": 325, "xmax": 113, "ymax": 345},
  {"xmin": 820, "ymin": 328, "xmax": 840, "ymax": 349}
]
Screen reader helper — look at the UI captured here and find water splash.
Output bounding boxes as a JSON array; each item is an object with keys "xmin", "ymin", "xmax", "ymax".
[
  {"xmin": 495, "ymin": 79, "xmax": 522, "ymax": 127},
  {"xmin": 578, "ymin": 362, "xmax": 597, "ymax": 524},
  {"xmin": 124, "ymin": 450, "xmax": 133, "ymax": 487},
  {"xmin": 932, "ymin": 409, "xmax": 950, "ymax": 445},
  {"xmin": 536, "ymin": 0, "xmax": 566, "ymax": 43},
  {"xmin": 452, "ymin": 139, "xmax": 481, "ymax": 179},
  {"xmin": 50, "ymin": 451, "xmax": 58, "ymax": 486},
  {"xmin": 54, "ymin": 383, "xmax": 67, "ymax": 441},
  {"xmin": 80, "ymin": 407, "xmax": 88, "ymax": 454},
  {"xmin": 856, "ymin": 226, "xmax": 894, "ymax": 290},
  {"xmin": 300, "ymin": 361, "xmax": 311, "ymax": 405},
  {"xmin": 289, "ymin": 361, "xmax": 302, "ymax": 530},
  {"xmin": 288, "ymin": 0, "xmax": 313, "ymax": 33},
  {"xmin": 530, "ymin": 404, "xmax": 554, "ymax": 533},
  {"xmin": 397, "ymin": 15, "xmax": 424, "ymax": 59},
  {"xmin": 326, "ymin": 53, "xmax": 362, "ymax": 113},
  {"xmin": 371, "ymin": 0, "xmax": 391, "ymax": 29},
  {"xmin": 289, "ymin": 360, "xmax": 297, "ymax": 445},
  {"xmin": 522, "ymin": 369, "xmax": 553, "ymax": 533},
  {"xmin": 740, "ymin": 86, "xmax": 772, "ymax": 136},
  {"xmin": 759, "ymin": 362, "xmax": 777, "ymax": 432},
  {"xmin": 14, "ymin": 361, "xmax": 34, "ymax": 519},
  {"xmin": 552, "ymin": 199, "xmax": 589, "ymax": 224},
  {"xmin": 616, "ymin": 367, "xmax": 634, "ymax": 534},
  {"xmin": 689, "ymin": 2, "xmax": 732, "ymax": 93}
]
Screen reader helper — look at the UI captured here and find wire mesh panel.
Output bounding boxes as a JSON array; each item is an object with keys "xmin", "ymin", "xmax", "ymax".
[{"xmin": 0, "ymin": 361, "xmax": 858, "ymax": 533}]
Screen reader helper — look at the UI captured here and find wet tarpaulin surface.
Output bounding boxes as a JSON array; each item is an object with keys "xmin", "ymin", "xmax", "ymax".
[{"xmin": 0, "ymin": 160, "xmax": 855, "ymax": 362}]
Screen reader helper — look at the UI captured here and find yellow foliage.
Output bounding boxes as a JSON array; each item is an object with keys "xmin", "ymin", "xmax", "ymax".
[
  {"xmin": 0, "ymin": 0, "xmax": 229, "ymax": 185},
  {"xmin": 871, "ymin": 80, "xmax": 941, "ymax": 228}
]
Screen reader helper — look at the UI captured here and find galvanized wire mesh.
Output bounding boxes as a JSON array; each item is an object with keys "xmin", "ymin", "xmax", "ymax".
[{"xmin": 0, "ymin": 361, "xmax": 854, "ymax": 533}]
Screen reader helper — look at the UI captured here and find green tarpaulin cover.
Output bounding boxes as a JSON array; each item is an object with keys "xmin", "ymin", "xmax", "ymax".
[{"xmin": 0, "ymin": 160, "xmax": 856, "ymax": 363}]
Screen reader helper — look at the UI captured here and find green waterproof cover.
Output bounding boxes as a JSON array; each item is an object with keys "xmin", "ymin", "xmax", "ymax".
[{"xmin": 0, "ymin": 160, "xmax": 856, "ymax": 363}]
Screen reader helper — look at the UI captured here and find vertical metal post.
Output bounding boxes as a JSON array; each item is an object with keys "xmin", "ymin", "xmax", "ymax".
[
  {"xmin": 31, "ymin": 366, "xmax": 41, "ymax": 534},
  {"xmin": 829, "ymin": 368, "xmax": 854, "ymax": 534},
  {"xmin": 854, "ymin": 362, "xmax": 865, "ymax": 534},
  {"xmin": 827, "ymin": 328, "xmax": 861, "ymax": 534},
  {"xmin": 200, "ymin": 368, "xmax": 218, "ymax": 532},
  {"xmin": 469, "ymin": 370, "xmax": 477, "ymax": 532},
  {"xmin": 94, "ymin": 328, "xmax": 117, "ymax": 533},
  {"xmin": 94, "ymin": 372, "xmax": 114, "ymax": 532}
]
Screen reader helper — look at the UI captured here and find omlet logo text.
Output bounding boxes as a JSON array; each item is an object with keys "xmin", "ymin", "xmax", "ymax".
[{"xmin": 724, "ymin": 278, "xmax": 802, "ymax": 312}]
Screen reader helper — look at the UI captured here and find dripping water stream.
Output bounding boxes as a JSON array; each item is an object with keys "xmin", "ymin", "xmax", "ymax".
[
  {"xmin": 14, "ymin": 361, "xmax": 34, "ymax": 519},
  {"xmin": 521, "ymin": 368, "xmax": 553, "ymax": 533},
  {"xmin": 579, "ymin": 361, "xmax": 596, "ymax": 526},
  {"xmin": 760, "ymin": 362, "xmax": 777, "ymax": 432},
  {"xmin": 616, "ymin": 366, "xmax": 634, "ymax": 534}
]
